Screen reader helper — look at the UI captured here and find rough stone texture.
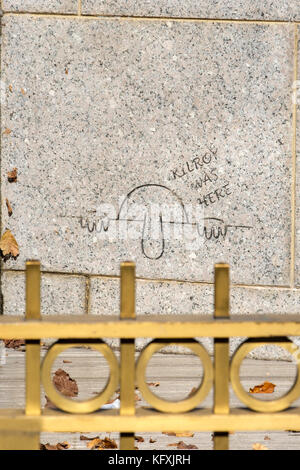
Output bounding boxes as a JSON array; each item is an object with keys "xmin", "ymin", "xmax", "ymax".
[
  {"xmin": 82, "ymin": 0, "xmax": 300, "ymax": 21},
  {"xmin": 295, "ymin": 27, "xmax": 300, "ymax": 286},
  {"xmin": 2, "ymin": 0, "xmax": 78, "ymax": 13},
  {"xmin": 90, "ymin": 277, "xmax": 300, "ymax": 359},
  {"xmin": 1, "ymin": 271, "xmax": 86, "ymax": 315},
  {"xmin": 1, "ymin": 17, "xmax": 294, "ymax": 287}
]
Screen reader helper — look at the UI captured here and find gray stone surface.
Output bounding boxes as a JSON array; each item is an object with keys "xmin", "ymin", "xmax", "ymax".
[
  {"xmin": 295, "ymin": 27, "xmax": 300, "ymax": 287},
  {"xmin": 1, "ymin": 17, "xmax": 294, "ymax": 287},
  {"xmin": 1, "ymin": 271, "xmax": 86, "ymax": 315},
  {"xmin": 2, "ymin": 0, "xmax": 78, "ymax": 13},
  {"xmin": 82, "ymin": 0, "xmax": 300, "ymax": 21},
  {"xmin": 90, "ymin": 276, "xmax": 300, "ymax": 358}
]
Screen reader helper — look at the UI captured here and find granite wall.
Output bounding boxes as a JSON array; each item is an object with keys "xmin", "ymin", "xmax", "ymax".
[{"xmin": 1, "ymin": 1, "xmax": 300, "ymax": 358}]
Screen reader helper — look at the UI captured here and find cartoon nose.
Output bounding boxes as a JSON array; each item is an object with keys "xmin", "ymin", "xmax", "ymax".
[{"xmin": 141, "ymin": 212, "xmax": 165, "ymax": 260}]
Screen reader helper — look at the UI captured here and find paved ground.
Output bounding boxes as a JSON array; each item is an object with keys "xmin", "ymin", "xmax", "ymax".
[{"xmin": 0, "ymin": 345, "xmax": 300, "ymax": 450}]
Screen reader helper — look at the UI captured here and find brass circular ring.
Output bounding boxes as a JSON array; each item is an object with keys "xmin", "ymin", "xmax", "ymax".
[
  {"xmin": 136, "ymin": 339, "xmax": 213, "ymax": 413},
  {"xmin": 230, "ymin": 338, "xmax": 300, "ymax": 412},
  {"xmin": 41, "ymin": 340, "xmax": 119, "ymax": 414}
]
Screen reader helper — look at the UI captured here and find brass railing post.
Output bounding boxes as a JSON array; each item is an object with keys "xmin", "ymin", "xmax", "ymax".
[
  {"xmin": 119, "ymin": 261, "xmax": 136, "ymax": 450},
  {"xmin": 213, "ymin": 263, "xmax": 230, "ymax": 450},
  {"xmin": 0, "ymin": 260, "xmax": 41, "ymax": 449}
]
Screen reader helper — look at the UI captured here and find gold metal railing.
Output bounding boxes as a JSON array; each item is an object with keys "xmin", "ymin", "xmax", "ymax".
[{"xmin": 1, "ymin": 260, "xmax": 300, "ymax": 450}]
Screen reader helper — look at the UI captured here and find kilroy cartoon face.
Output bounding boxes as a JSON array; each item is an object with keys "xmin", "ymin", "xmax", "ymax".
[{"xmin": 79, "ymin": 183, "xmax": 252, "ymax": 260}]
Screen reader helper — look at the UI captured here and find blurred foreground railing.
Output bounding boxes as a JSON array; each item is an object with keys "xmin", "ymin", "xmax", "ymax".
[{"xmin": 0, "ymin": 260, "xmax": 300, "ymax": 450}]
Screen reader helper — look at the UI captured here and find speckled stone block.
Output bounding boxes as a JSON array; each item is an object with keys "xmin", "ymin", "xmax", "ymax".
[
  {"xmin": 82, "ymin": 0, "xmax": 300, "ymax": 21},
  {"xmin": 295, "ymin": 27, "xmax": 300, "ymax": 286},
  {"xmin": 90, "ymin": 276, "xmax": 300, "ymax": 358},
  {"xmin": 1, "ymin": 271, "xmax": 86, "ymax": 315},
  {"xmin": 1, "ymin": 17, "xmax": 293, "ymax": 286},
  {"xmin": 2, "ymin": 0, "xmax": 78, "ymax": 13}
]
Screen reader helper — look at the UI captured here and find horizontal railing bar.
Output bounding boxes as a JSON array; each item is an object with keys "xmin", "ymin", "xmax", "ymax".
[
  {"xmin": 0, "ymin": 408, "xmax": 300, "ymax": 432},
  {"xmin": 1, "ymin": 315, "xmax": 300, "ymax": 338}
]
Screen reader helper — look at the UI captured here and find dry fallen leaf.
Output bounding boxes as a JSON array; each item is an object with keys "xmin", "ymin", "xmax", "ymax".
[
  {"xmin": 149, "ymin": 438, "xmax": 156, "ymax": 443},
  {"xmin": 168, "ymin": 441, "xmax": 198, "ymax": 449},
  {"xmin": 8, "ymin": 85, "xmax": 13, "ymax": 92},
  {"xmin": 20, "ymin": 88, "xmax": 26, "ymax": 95},
  {"xmin": 188, "ymin": 387, "xmax": 197, "ymax": 397},
  {"xmin": 4, "ymin": 339, "xmax": 25, "ymax": 349},
  {"xmin": 80, "ymin": 435, "xmax": 99, "ymax": 441},
  {"xmin": 63, "ymin": 360, "xmax": 72, "ymax": 364},
  {"xmin": 45, "ymin": 369, "xmax": 78, "ymax": 409},
  {"xmin": 253, "ymin": 443, "xmax": 269, "ymax": 450},
  {"xmin": 40, "ymin": 441, "xmax": 70, "ymax": 450},
  {"xmin": 163, "ymin": 431, "xmax": 194, "ymax": 437},
  {"xmin": 3, "ymin": 128, "xmax": 12, "ymax": 135},
  {"xmin": 135, "ymin": 436, "xmax": 144, "ymax": 443},
  {"xmin": 6, "ymin": 199, "xmax": 13, "ymax": 217},
  {"xmin": 7, "ymin": 167, "xmax": 17, "ymax": 182},
  {"xmin": 177, "ymin": 441, "xmax": 198, "ymax": 450},
  {"xmin": 147, "ymin": 382, "xmax": 160, "ymax": 387},
  {"xmin": 264, "ymin": 436, "xmax": 271, "ymax": 440},
  {"xmin": 87, "ymin": 437, "xmax": 117, "ymax": 450},
  {"xmin": 0, "ymin": 230, "xmax": 19, "ymax": 261},
  {"xmin": 249, "ymin": 381, "xmax": 276, "ymax": 394}
]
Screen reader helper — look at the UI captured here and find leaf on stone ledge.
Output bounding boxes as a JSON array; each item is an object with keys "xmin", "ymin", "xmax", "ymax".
[
  {"xmin": 0, "ymin": 230, "xmax": 19, "ymax": 261},
  {"xmin": 253, "ymin": 443, "xmax": 269, "ymax": 450},
  {"xmin": 5, "ymin": 199, "xmax": 13, "ymax": 217},
  {"xmin": 87, "ymin": 437, "xmax": 117, "ymax": 450},
  {"xmin": 249, "ymin": 381, "xmax": 276, "ymax": 394},
  {"xmin": 7, "ymin": 167, "xmax": 17, "ymax": 182},
  {"xmin": 45, "ymin": 369, "xmax": 78, "ymax": 409},
  {"xmin": 80, "ymin": 435, "xmax": 99, "ymax": 441},
  {"xmin": 4, "ymin": 339, "xmax": 25, "ymax": 349},
  {"xmin": 40, "ymin": 441, "xmax": 70, "ymax": 450},
  {"xmin": 168, "ymin": 441, "xmax": 198, "ymax": 449},
  {"xmin": 163, "ymin": 431, "xmax": 194, "ymax": 437},
  {"xmin": 3, "ymin": 128, "xmax": 12, "ymax": 135}
]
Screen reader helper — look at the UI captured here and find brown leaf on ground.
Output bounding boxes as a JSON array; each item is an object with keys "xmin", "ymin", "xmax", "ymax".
[
  {"xmin": 3, "ymin": 128, "xmax": 12, "ymax": 135},
  {"xmin": 6, "ymin": 199, "xmax": 13, "ymax": 217},
  {"xmin": 40, "ymin": 441, "xmax": 70, "ymax": 450},
  {"xmin": 253, "ymin": 443, "xmax": 269, "ymax": 450},
  {"xmin": 8, "ymin": 85, "xmax": 13, "ymax": 92},
  {"xmin": 63, "ymin": 360, "xmax": 72, "ymax": 363},
  {"xmin": 188, "ymin": 386, "xmax": 197, "ymax": 397},
  {"xmin": 80, "ymin": 435, "xmax": 99, "ymax": 441},
  {"xmin": 249, "ymin": 381, "xmax": 276, "ymax": 394},
  {"xmin": 20, "ymin": 88, "xmax": 26, "ymax": 95},
  {"xmin": 264, "ymin": 436, "xmax": 271, "ymax": 440},
  {"xmin": 147, "ymin": 382, "xmax": 160, "ymax": 387},
  {"xmin": 4, "ymin": 339, "xmax": 25, "ymax": 349},
  {"xmin": 177, "ymin": 441, "xmax": 198, "ymax": 449},
  {"xmin": 168, "ymin": 441, "xmax": 198, "ymax": 449},
  {"xmin": 45, "ymin": 368, "xmax": 78, "ymax": 409},
  {"xmin": 7, "ymin": 167, "xmax": 17, "ymax": 182},
  {"xmin": 163, "ymin": 431, "xmax": 194, "ymax": 437},
  {"xmin": 149, "ymin": 438, "xmax": 156, "ymax": 443},
  {"xmin": 87, "ymin": 437, "xmax": 117, "ymax": 450},
  {"xmin": 135, "ymin": 436, "xmax": 144, "ymax": 442},
  {"xmin": 0, "ymin": 230, "xmax": 19, "ymax": 261}
]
